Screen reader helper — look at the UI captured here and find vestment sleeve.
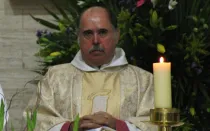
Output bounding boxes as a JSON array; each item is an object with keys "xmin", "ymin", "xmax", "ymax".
[
  {"xmin": 23, "ymin": 67, "xmax": 69, "ymax": 131},
  {"xmin": 127, "ymin": 69, "xmax": 157, "ymax": 131}
]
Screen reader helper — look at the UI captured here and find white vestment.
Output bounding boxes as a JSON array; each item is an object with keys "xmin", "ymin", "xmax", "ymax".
[{"xmin": 24, "ymin": 48, "xmax": 156, "ymax": 131}]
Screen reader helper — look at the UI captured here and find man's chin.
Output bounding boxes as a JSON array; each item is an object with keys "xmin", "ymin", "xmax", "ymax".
[
  {"xmin": 88, "ymin": 60, "xmax": 108, "ymax": 67},
  {"xmin": 85, "ymin": 56, "xmax": 112, "ymax": 67}
]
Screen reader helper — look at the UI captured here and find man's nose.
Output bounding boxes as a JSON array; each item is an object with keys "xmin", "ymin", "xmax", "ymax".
[{"xmin": 93, "ymin": 33, "xmax": 99, "ymax": 45}]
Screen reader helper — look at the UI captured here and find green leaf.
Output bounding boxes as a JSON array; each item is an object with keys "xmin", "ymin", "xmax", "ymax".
[
  {"xmin": 128, "ymin": 28, "xmax": 137, "ymax": 45},
  {"xmin": 11, "ymin": 122, "xmax": 15, "ymax": 131},
  {"xmin": 165, "ymin": 25, "xmax": 178, "ymax": 30},
  {"xmin": 184, "ymin": 54, "xmax": 190, "ymax": 60},
  {"xmin": 30, "ymin": 15, "xmax": 59, "ymax": 30},
  {"xmin": 203, "ymin": 24, "xmax": 208, "ymax": 29},
  {"xmin": 150, "ymin": 10, "xmax": 158, "ymax": 28},
  {"xmin": 197, "ymin": 48, "xmax": 209, "ymax": 55},
  {"xmin": 50, "ymin": 51, "xmax": 62, "ymax": 57},
  {"xmin": 45, "ymin": 42, "xmax": 58, "ymax": 49},
  {"xmin": 191, "ymin": 0, "xmax": 201, "ymax": 15},
  {"xmin": 189, "ymin": 107, "xmax": 196, "ymax": 116},
  {"xmin": 51, "ymin": 0, "xmax": 71, "ymax": 22},
  {"xmin": 66, "ymin": 2, "xmax": 79, "ymax": 20},
  {"xmin": 32, "ymin": 110, "xmax": 37, "ymax": 129},
  {"xmin": 0, "ymin": 100, "xmax": 5, "ymax": 131},
  {"xmin": 58, "ymin": 22, "xmax": 66, "ymax": 32},
  {"xmin": 69, "ymin": 44, "xmax": 79, "ymax": 52},
  {"xmin": 44, "ymin": 56, "xmax": 55, "ymax": 63},
  {"xmin": 39, "ymin": 37, "xmax": 50, "ymax": 43},
  {"xmin": 26, "ymin": 110, "xmax": 37, "ymax": 131},
  {"xmin": 43, "ymin": 6, "xmax": 60, "ymax": 21},
  {"xmin": 35, "ymin": 49, "xmax": 51, "ymax": 57},
  {"xmin": 129, "ymin": 14, "xmax": 136, "ymax": 25},
  {"xmin": 39, "ymin": 43, "xmax": 48, "ymax": 47},
  {"xmin": 138, "ymin": 35, "xmax": 145, "ymax": 40},
  {"xmin": 117, "ymin": 9, "xmax": 130, "ymax": 22},
  {"xmin": 207, "ymin": 108, "xmax": 210, "ymax": 113},
  {"xmin": 73, "ymin": 114, "xmax": 80, "ymax": 131},
  {"xmin": 128, "ymin": 28, "xmax": 133, "ymax": 37},
  {"xmin": 27, "ymin": 111, "xmax": 32, "ymax": 131},
  {"xmin": 135, "ymin": 23, "xmax": 142, "ymax": 30},
  {"xmin": 199, "ymin": 84, "xmax": 210, "ymax": 102},
  {"xmin": 133, "ymin": 36, "xmax": 137, "ymax": 45},
  {"xmin": 157, "ymin": 43, "xmax": 166, "ymax": 53}
]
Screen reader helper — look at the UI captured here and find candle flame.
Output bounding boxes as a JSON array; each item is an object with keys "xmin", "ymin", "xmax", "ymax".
[{"xmin": 160, "ymin": 57, "xmax": 164, "ymax": 63}]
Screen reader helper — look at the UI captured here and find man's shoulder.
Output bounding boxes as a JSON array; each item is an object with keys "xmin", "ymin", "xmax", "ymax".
[
  {"xmin": 126, "ymin": 64, "xmax": 153, "ymax": 77},
  {"xmin": 47, "ymin": 63, "xmax": 77, "ymax": 74}
]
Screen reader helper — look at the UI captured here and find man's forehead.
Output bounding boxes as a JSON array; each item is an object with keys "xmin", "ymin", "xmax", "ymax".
[
  {"xmin": 82, "ymin": 7, "xmax": 108, "ymax": 16},
  {"xmin": 80, "ymin": 7, "xmax": 112, "ymax": 30},
  {"xmin": 81, "ymin": 9, "xmax": 107, "ymax": 21}
]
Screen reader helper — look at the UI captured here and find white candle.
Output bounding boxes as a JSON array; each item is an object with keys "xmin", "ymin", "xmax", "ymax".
[{"xmin": 153, "ymin": 57, "xmax": 172, "ymax": 108}]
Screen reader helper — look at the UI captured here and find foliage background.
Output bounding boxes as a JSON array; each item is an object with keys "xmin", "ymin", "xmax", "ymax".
[{"xmin": 32, "ymin": 0, "xmax": 210, "ymax": 130}]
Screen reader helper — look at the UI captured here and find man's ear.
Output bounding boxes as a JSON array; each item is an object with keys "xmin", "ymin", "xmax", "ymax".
[
  {"xmin": 115, "ymin": 29, "xmax": 120, "ymax": 44},
  {"xmin": 76, "ymin": 29, "xmax": 80, "ymax": 45},
  {"xmin": 77, "ymin": 38, "xmax": 80, "ymax": 46}
]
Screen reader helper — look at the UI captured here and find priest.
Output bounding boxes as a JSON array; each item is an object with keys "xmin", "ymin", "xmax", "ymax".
[{"xmin": 24, "ymin": 4, "xmax": 156, "ymax": 131}]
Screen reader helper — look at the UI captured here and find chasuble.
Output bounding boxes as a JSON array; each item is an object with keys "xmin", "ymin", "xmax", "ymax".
[{"xmin": 24, "ymin": 48, "xmax": 156, "ymax": 131}]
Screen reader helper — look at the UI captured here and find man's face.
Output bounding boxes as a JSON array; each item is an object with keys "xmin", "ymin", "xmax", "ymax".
[{"xmin": 78, "ymin": 7, "xmax": 119, "ymax": 67}]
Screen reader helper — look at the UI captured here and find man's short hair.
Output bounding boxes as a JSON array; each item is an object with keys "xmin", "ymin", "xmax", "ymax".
[{"xmin": 77, "ymin": 2, "xmax": 118, "ymax": 29}]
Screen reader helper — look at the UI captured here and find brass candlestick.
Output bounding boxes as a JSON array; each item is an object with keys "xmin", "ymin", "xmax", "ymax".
[{"xmin": 149, "ymin": 108, "xmax": 184, "ymax": 131}]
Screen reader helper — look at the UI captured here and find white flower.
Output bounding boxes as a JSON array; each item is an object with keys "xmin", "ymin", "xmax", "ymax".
[
  {"xmin": 168, "ymin": 0, "xmax": 178, "ymax": 10},
  {"xmin": 77, "ymin": 1, "xmax": 85, "ymax": 6},
  {"xmin": 151, "ymin": 0, "xmax": 158, "ymax": 8}
]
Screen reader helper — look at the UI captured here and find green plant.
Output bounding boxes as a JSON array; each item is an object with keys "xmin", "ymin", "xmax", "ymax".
[
  {"xmin": 32, "ymin": 0, "xmax": 80, "ymax": 74},
  {"xmin": 73, "ymin": 114, "xmax": 80, "ymax": 131},
  {"xmin": 26, "ymin": 110, "xmax": 37, "ymax": 131},
  {"xmin": 0, "ymin": 100, "xmax": 5, "ymax": 131},
  {"xmin": 1, "ymin": 95, "xmax": 37, "ymax": 131},
  {"xmin": 6, "ymin": 109, "xmax": 37, "ymax": 131}
]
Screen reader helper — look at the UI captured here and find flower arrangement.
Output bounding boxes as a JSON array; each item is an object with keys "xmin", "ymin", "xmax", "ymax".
[{"xmin": 32, "ymin": 0, "xmax": 210, "ymax": 130}]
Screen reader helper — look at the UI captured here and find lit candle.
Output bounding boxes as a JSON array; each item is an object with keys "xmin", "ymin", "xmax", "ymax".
[{"xmin": 153, "ymin": 57, "xmax": 172, "ymax": 108}]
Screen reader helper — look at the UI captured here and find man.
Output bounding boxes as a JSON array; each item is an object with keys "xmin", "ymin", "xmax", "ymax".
[{"xmin": 25, "ymin": 4, "xmax": 156, "ymax": 131}]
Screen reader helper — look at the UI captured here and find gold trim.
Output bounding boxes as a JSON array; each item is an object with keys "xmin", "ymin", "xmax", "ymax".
[{"xmin": 147, "ymin": 108, "xmax": 184, "ymax": 131}]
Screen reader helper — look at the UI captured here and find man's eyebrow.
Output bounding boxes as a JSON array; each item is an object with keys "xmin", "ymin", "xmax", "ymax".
[
  {"xmin": 82, "ymin": 29, "xmax": 93, "ymax": 33},
  {"xmin": 98, "ymin": 28, "xmax": 108, "ymax": 30},
  {"xmin": 83, "ymin": 29, "xmax": 92, "ymax": 31},
  {"xmin": 83, "ymin": 28, "xmax": 109, "ymax": 31}
]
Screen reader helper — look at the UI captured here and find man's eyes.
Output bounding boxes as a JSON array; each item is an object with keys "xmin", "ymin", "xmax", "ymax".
[
  {"xmin": 83, "ymin": 30, "xmax": 93, "ymax": 37},
  {"xmin": 98, "ymin": 29, "xmax": 108, "ymax": 37},
  {"xmin": 82, "ymin": 29, "xmax": 109, "ymax": 38}
]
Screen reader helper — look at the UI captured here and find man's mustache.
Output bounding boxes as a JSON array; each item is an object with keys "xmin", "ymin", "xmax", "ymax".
[{"xmin": 88, "ymin": 45, "xmax": 105, "ymax": 53}]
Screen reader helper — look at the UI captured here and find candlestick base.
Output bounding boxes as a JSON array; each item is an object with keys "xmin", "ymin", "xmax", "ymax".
[
  {"xmin": 148, "ymin": 108, "xmax": 184, "ymax": 131},
  {"xmin": 158, "ymin": 126, "xmax": 172, "ymax": 131}
]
